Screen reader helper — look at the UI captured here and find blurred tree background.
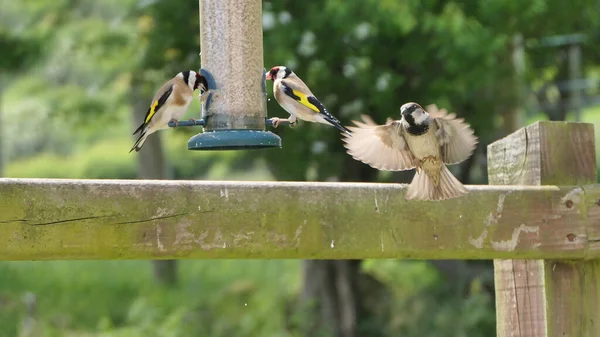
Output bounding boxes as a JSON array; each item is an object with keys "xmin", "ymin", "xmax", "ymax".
[{"xmin": 0, "ymin": 0, "xmax": 599, "ymax": 336}]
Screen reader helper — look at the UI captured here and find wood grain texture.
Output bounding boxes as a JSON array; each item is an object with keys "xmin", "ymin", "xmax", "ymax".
[
  {"xmin": 0, "ymin": 178, "xmax": 598, "ymax": 261},
  {"xmin": 494, "ymin": 260, "xmax": 547, "ymax": 336},
  {"xmin": 544, "ymin": 260, "xmax": 600, "ymax": 337},
  {"xmin": 488, "ymin": 121, "xmax": 599, "ymax": 337},
  {"xmin": 488, "ymin": 121, "xmax": 597, "ymax": 186}
]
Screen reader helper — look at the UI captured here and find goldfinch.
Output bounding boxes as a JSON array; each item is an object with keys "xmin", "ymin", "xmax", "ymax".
[
  {"xmin": 266, "ymin": 66, "xmax": 350, "ymax": 135},
  {"xmin": 130, "ymin": 70, "xmax": 206, "ymax": 153},
  {"xmin": 342, "ymin": 103, "xmax": 478, "ymax": 201}
]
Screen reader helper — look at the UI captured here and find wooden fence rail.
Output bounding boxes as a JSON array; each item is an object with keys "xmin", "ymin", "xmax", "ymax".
[
  {"xmin": 0, "ymin": 179, "xmax": 598, "ymax": 261},
  {"xmin": 0, "ymin": 120, "xmax": 598, "ymax": 336}
]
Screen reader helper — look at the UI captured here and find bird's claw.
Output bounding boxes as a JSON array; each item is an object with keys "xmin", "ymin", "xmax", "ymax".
[
  {"xmin": 271, "ymin": 118, "xmax": 281, "ymax": 128},
  {"xmin": 188, "ymin": 118, "xmax": 197, "ymax": 125},
  {"xmin": 170, "ymin": 119, "xmax": 180, "ymax": 127},
  {"xmin": 269, "ymin": 118, "xmax": 296, "ymax": 129}
]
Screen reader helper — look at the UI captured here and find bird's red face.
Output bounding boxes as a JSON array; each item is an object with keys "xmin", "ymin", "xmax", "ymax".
[
  {"xmin": 266, "ymin": 66, "xmax": 280, "ymax": 80},
  {"xmin": 194, "ymin": 73, "xmax": 207, "ymax": 92}
]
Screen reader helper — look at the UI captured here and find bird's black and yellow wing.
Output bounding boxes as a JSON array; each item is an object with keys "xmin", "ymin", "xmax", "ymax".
[
  {"xmin": 133, "ymin": 85, "xmax": 174, "ymax": 135},
  {"xmin": 280, "ymin": 81, "xmax": 321, "ymax": 113},
  {"xmin": 280, "ymin": 80, "xmax": 351, "ymax": 134}
]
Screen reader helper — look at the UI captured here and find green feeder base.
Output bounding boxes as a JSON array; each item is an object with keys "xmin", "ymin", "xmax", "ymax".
[{"xmin": 187, "ymin": 129, "xmax": 282, "ymax": 150}]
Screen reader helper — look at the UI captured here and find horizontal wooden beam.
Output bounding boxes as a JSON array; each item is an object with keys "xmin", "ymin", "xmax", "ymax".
[{"xmin": 1, "ymin": 178, "xmax": 599, "ymax": 260}]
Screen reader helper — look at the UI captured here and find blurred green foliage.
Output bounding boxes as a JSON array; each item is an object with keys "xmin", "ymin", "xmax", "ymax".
[
  {"xmin": 0, "ymin": 0, "xmax": 599, "ymax": 335},
  {"xmin": 2, "ymin": 0, "xmax": 599, "ymax": 181},
  {"xmin": 4, "ymin": 133, "xmax": 275, "ymax": 181},
  {"xmin": 259, "ymin": 0, "xmax": 600, "ymax": 182},
  {"xmin": 0, "ymin": 259, "xmax": 494, "ymax": 337},
  {"xmin": 0, "ymin": 260, "xmax": 299, "ymax": 336}
]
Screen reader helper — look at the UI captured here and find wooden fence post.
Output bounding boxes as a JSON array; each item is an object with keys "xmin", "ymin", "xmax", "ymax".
[{"xmin": 488, "ymin": 121, "xmax": 600, "ymax": 337}]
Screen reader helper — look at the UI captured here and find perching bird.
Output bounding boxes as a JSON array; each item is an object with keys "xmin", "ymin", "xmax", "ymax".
[
  {"xmin": 342, "ymin": 102, "xmax": 478, "ymax": 201},
  {"xmin": 266, "ymin": 66, "xmax": 350, "ymax": 135},
  {"xmin": 130, "ymin": 70, "xmax": 207, "ymax": 153}
]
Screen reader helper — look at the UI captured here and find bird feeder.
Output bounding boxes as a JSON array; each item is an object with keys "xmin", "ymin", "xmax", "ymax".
[{"xmin": 183, "ymin": 0, "xmax": 283, "ymax": 150}]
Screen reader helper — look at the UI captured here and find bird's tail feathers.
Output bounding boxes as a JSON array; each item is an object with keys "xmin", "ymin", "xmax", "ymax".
[
  {"xmin": 321, "ymin": 115, "xmax": 351, "ymax": 136},
  {"xmin": 129, "ymin": 131, "xmax": 149, "ymax": 153},
  {"xmin": 405, "ymin": 164, "xmax": 467, "ymax": 201},
  {"xmin": 132, "ymin": 122, "xmax": 146, "ymax": 136}
]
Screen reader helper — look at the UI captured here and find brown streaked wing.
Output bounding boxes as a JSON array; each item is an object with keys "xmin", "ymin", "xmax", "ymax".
[
  {"xmin": 427, "ymin": 104, "xmax": 479, "ymax": 165},
  {"xmin": 342, "ymin": 114, "xmax": 418, "ymax": 171}
]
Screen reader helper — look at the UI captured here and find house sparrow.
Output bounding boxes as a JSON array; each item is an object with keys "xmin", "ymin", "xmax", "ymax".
[
  {"xmin": 342, "ymin": 102, "xmax": 478, "ymax": 200},
  {"xmin": 130, "ymin": 70, "xmax": 207, "ymax": 152},
  {"xmin": 266, "ymin": 66, "xmax": 350, "ymax": 135}
]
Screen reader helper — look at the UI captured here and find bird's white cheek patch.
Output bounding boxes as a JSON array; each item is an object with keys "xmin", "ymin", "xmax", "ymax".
[{"xmin": 413, "ymin": 112, "xmax": 429, "ymax": 125}]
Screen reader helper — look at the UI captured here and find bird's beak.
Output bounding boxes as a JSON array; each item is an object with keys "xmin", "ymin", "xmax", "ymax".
[{"xmin": 265, "ymin": 72, "xmax": 272, "ymax": 80}]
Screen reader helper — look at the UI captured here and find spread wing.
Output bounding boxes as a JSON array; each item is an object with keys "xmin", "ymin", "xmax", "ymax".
[
  {"xmin": 342, "ymin": 115, "xmax": 418, "ymax": 171},
  {"xmin": 427, "ymin": 104, "xmax": 478, "ymax": 165}
]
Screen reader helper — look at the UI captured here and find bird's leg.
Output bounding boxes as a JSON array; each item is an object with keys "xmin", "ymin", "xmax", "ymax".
[
  {"xmin": 270, "ymin": 116, "xmax": 297, "ymax": 128},
  {"xmin": 170, "ymin": 118, "xmax": 180, "ymax": 127},
  {"xmin": 288, "ymin": 115, "xmax": 298, "ymax": 128},
  {"xmin": 271, "ymin": 117, "xmax": 282, "ymax": 128},
  {"xmin": 188, "ymin": 118, "xmax": 197, "ymax": 125}
]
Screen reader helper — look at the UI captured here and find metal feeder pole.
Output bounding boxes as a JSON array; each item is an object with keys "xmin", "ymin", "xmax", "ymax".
[{"xmin": 188, "ymin": 0, "xmax": 281, "ymax": 150}]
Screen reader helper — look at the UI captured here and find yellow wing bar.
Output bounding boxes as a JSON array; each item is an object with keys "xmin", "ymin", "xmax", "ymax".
[
  {"xmin": 291, "ymin": 89, "xmax": 320, "ymax": 113},
  {"xmin": 145, "ymin": 100, "xmax": 160, "ymax": 124}
]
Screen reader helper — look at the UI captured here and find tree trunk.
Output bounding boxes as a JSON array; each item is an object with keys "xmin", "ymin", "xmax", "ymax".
[
  {"xmin": 130, "ymin": 78, "xmax": 177, "ymax": 286},
  {"xmin": 0, "ymin": 77, "xmax": 4, "ymax": 178},
  {"xmin": 299, "ymin": 260, "xmax": 364, "ymax": 337},
  {"xmin": 299, "ymin": 160, "xmax": 382, "ymax": 337}
]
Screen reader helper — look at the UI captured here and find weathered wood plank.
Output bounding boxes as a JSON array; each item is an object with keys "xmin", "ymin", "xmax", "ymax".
[
  {"xmin": 489, "ymin": 121, "xmax": 600, "ymax": 337},
  {"xmin": 494, "ymin": 260, "xmax": 547, "ymax": 336},
  {"xmin": 488, "ymin": 121, "xmax": 597, "ymax": 186},
  {"xmin": 0, "ymin": 178, "xmax": 598, "ymax": 261},
  {"xmin": 544, "ymin": 260, "xmax": 600, "ymax": 336}
]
